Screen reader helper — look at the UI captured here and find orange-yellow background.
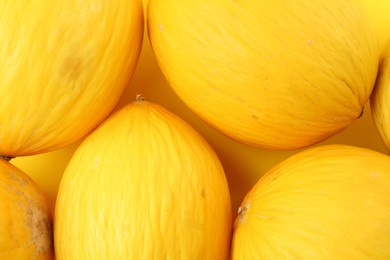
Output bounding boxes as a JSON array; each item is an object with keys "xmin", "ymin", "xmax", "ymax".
[{"xmin": 12, "ymin": 0, "xmax": 390, "ymax": 215}]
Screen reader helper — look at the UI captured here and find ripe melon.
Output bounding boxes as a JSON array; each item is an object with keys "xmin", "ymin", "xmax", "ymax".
[
  {"xmin": 360, "ymin": 0, "xmax": 390, "ymax": 53},
  {"xmin": 147, "ymin": 0, "xmax": 379, "ymax": 150},
  {"xmin": 54, "ymin": 96, "xmax": 232, "ymax": 259},
  {"xmin": 371, "ymin": 41, "xmax": 390, "ymax": 151},
  {"xmin": 231, "ymin": 145, "xmax": 390, "ymax": 259},
  {"xmin": 0, "ymin": 0, "xmax": 143, "ymax": 157},
  {"xmin": 0, "ymin": 159, "xmax": 53, "ymax": 259}
]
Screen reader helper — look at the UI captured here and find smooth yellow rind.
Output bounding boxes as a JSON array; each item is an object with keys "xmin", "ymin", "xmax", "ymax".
[
  {"xmin": 0, "ymin": 0, "xmax": 144, "ymax": 156},
  {"xmin": 147, "ymin": 0, "xmax": 379, "ymax": 150},
  {"xmin": 360, "ymin": 0, "xmax": 390, "ymax": 53},
  {"xmin": 54, "ymin": 98, "xmax": 232, "ymax": 259}
]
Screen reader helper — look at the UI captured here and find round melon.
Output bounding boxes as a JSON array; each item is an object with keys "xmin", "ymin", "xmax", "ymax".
[
  {"xmin": 54, "ymin": 96, "xmax": 232, "ymax": 259},
  {"xmin": 147, "ymin": 0, "xmax": 379, "ymax": 150},
  {"xmin": 231, "ymin": 144, "xmax": 390, "ymax": 259},
  {"xmin": 371, "ymin": 41, "xmax": 390, "ymax": 151},
  {"xmin": 0, "ymin": 159, "xmax": 53, "ymax": 259},
  {"xmin": 0, "ymin": 0, "xmax": 143, "ymax": 157}
]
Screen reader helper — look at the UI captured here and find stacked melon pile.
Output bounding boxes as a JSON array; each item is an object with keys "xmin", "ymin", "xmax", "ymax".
[{"xmin": 1, "ymin": 0, "xmax": 390, "ymax": 259}]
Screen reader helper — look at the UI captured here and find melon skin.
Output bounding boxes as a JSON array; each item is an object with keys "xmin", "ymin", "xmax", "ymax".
[
  {"xmin": 0, "ymin": 0, "xmax": 144, "ymax": 157},
  {"xmin": 54, "ymin": 97, "xmax": 232, "ymax": 259},
  {"xmin": 371, "ymin": 41, "xmax": 390, "ymax": 152},
  {"xmin": 360, "ymin": 0, "xmax": 390, "ymax": 53},
  {"xmin": 147, "ymin": 0, "xmax": 379, "ymax": 150},
  {"xmin": 0, "ymin": 159, "xmax": 53, "ymax": 259},
  {"xmin": 231, "ymin": 145, "xmax": 390, "ymax": 259}
]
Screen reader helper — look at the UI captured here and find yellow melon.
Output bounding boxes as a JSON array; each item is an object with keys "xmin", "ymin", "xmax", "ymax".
[
  {"xmin": 361, "ymin": 0, "xmax": 390, "ymax": 53},
  {"xmin": 371, "ymin": 41, "xmax": 390, "ymax": 151},
  {"xmin": 147, "ymin": 0, "xmax": 379, "ymax": 150},
  {"xmin": 231, "ymin": 145, "xmax": 390, "ymax": 259},
  {"xmin": 0, "ymin": 0, "xmax": 143, "ymax": 157},
  {"xmin": 0, "ymin": 158, "xmax": 53, "ymax": 259},
  {"xmin": 54, "ymin": 95, "xmax": 232, "ymax": 259}
]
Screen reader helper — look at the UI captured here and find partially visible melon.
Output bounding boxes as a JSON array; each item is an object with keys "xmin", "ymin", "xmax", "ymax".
[
  {"xmin": 361, "ymin": 0, "xmax": 390, "ymax": 53},
  {"xmin": 54, "ymin": 96, "xmax": 232, "ymax": 259},
  {"xmin": 0, "ymin": 0, "xmax": 144, "ymax": 157},
  {"xmin": 371, "ymin": 41, "xmax": 390, "ymax": 152},
  {"xmin": 232, "ymin": 145, "xmax": 390, "ymax": 259},
  {"xmin": 147, "ymin": 0, "xmax": 379, "ymax": 150},
  {"xmin": 0, "ymin": 158, "xmax": 53, "ymax": 259}
]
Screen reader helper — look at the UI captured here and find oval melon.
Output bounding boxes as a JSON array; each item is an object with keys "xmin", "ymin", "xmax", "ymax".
[
  {"xmin": 54, "ymin": 96, "xmax": 232, "ymax": 259},
  {"xmin": 147, "ymin": 0, "xmax": 379, "ymax": 150},
  {"xmin": 0, "ymin": 159, "xmax": 53, "ymax": 259},
  {"xmin": 0, "ymin": 0, "xmax": 143, "ymax": 156},
  {"xmin": 231, "ymin": 144, "xmax": 390, "ymax": 259}
]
